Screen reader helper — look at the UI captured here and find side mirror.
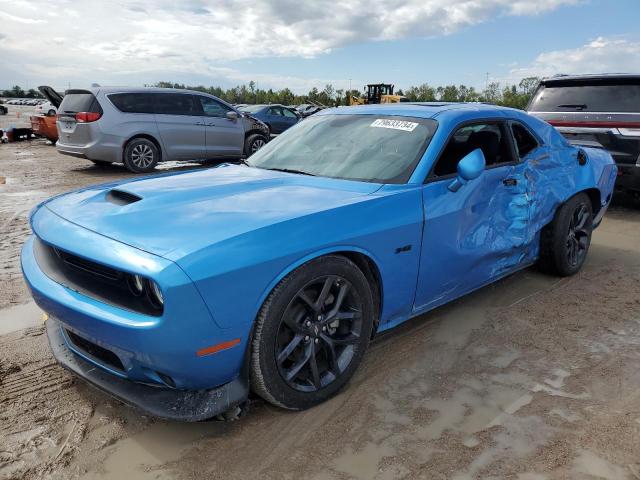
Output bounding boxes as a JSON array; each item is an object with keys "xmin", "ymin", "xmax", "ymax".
[
  {"xmin": 226, "ymin": 111, "xmax": 239, "ymax": 121},
  {"xmin": 448, "ymin": 148, "xmax": 486, "ymax": 192}
]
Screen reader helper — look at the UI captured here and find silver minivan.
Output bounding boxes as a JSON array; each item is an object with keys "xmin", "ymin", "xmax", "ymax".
[{"xmin": 56, "ymin": 87, "xmax": 271, "ymax": 172}]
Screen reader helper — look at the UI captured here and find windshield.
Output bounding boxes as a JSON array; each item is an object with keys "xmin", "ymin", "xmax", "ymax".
[
  {"xmin": 247, "ymin": 114, "xmax": 437, "ymax": 183},
  {"xmin": 240, "ymin": 104, "xmax": 265, "ymax": 113}
]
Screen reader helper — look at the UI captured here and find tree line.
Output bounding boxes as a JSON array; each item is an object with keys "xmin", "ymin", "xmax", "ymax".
[
  {"xmin": 151, "ymin": 77, "xmax": 541, "ymax": 110},
  {"xmin": 1, "ymin": 86, "xmax": 44, "ymax": 99},
  {"xmin": 2, "ymin": 77, "xmax": 541, "ymax": 110}
]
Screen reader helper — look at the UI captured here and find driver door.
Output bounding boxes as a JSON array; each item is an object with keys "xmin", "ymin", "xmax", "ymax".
[
  {"xmin": 196, "ymin": 95, "xmax": 244, "ymax": 158},
  {"xmin": 413, "ymin": 120, "xmax": 531, "ymax": 313}
]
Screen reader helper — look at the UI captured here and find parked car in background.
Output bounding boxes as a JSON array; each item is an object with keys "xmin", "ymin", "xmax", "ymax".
[
  {"xmin": 296, "ymin": 104, "xmax": 323, "ymax": 117},
  {"xmin": 23, "ymin": 103, "xmax": 616, "ymax": 421},
  {"xmin": 30, "ymin": 86, "xmax": 63, "ymax": 142},
  {"xmin": 238, "ymin": 104, "xmax": 300, "ymax": 134},
  {"xmin": 35, "ymin": 100, "xmax": 57, "ymax": 116},
  {"xmin": 55, "ymin": 87, "xmax": 270, "ymax": 172},
  {"xmin": 527, "ymin": 74, "xmax": 640, "ymax": 199}
]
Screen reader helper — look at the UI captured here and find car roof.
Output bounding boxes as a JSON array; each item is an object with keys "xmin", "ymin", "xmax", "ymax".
[
  {"xmin": 541, "ymin": 73, "xmax": 640, "ymax": 84},
  {"xmin": 77, "ymin": 86, "xmax": 223, "ymax": 96},
  {"xmin": 320, "ymin": 102, "xmax": 516, "ymax": 120}
]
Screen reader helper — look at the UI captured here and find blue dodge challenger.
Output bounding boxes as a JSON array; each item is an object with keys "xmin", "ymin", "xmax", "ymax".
[{"xmin": 22, "ymin": 103, "xmax": 617, "ymax": 420}]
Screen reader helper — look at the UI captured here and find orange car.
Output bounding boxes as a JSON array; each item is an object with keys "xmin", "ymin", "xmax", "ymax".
[{"xmin": 30, "ymin": 86, "xmax": 62, "ymax": 143}]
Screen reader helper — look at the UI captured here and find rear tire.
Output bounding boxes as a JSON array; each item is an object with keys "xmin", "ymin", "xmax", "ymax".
[
  {"xmin": 539, "ymin": 193, "xmax": 593, "ymax": 276},
  {"xmin": 244, "ymin": 134, "xmax": 267, "ymax": 157},
  {"xmin": 250, "ymin": 255, "xmax": 374, "ymax": 410},
  {"xmin": 123, "ymin": 138, "xmax": 159, "ymax": 173},
  {"xmin": 47, "ymin": 109, "xmax": 56, "ymax": 116}
]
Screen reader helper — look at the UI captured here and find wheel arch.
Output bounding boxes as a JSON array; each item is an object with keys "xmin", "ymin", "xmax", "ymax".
[
  {"xmin": 245, "ymin": 128, "xmax": 268, "ymax": 140},
  {"xmin": 252, "ymin": 247, "xmax": 384, "ymax": 339},
  {"xmin": 122, "ymin": 133, "xmax": 163, "ymax": 163},
  {"xmin": 580, "ymin": 187, "xmax": 602, "ymax": 217}
]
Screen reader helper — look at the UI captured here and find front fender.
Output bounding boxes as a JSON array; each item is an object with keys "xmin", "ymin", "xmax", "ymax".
[{"xmin": 178, "ymin": 188, "xmax": 424, "ymax": 330}]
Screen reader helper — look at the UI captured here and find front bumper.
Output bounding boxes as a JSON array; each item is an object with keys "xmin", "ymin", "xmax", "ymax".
[
  {"xmin": 47, "ymin": 316, "xmax": 248, "ymax": 421},
  {"xmin": 22, "ymin": 207, "xmax": 250, "ymax": 392}
]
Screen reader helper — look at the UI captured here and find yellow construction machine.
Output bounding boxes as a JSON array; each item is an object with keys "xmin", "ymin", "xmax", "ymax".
[{"xmin": 349, "ymin": 83, "xmax": 408, "ymax": 106}]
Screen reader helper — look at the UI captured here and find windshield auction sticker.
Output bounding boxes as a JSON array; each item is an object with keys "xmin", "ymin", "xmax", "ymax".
[{"xmin": 370, "ymin": 119, "xmax": 419, "ymax": 132}]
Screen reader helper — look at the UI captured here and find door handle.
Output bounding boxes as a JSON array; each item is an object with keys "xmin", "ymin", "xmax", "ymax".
[
  {"xmin": 194, "ymin": 121, "xmax": 204, "ymax": 125},
  {"xmin": 503, "ymin": 178, "xmax": 518, "ymax": 186}
]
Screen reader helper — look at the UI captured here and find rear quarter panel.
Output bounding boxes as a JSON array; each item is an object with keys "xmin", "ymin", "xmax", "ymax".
[{"xmin": 522, "ymin": 113, "xmax": 616, "ymax": 233}]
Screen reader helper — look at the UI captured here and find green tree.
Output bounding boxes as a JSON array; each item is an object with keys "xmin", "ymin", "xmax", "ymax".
[{"xmin": 518, "ymin": 77, "xmax": 540, "ymax": 96}]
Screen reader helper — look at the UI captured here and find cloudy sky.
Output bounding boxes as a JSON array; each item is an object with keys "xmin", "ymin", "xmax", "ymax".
[{"xmin": 0, "ymin": 0, "xmax": 639, "ymax": 93}]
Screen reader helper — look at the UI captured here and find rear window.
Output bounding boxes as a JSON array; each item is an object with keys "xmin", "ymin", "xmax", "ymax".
[
  {"xmin": 59, "ymin": 91, "xmax": 102, "ymax": 114},
  {"xmin": 529, "ymin": 80, "xmax": 640, "ymax": 113},
  {"xmin": 109, "ymin": 93, "xmax": 154, "ymax": 113}
]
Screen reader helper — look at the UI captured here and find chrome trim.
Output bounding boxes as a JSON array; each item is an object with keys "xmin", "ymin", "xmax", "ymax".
[{"xmin": 555, "ymin": 126, "xmax": 620, "ymax": 135}]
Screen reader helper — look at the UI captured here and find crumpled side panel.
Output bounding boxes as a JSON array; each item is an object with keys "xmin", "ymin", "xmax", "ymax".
[{"xmin": 415, "ymin": 121, "xmax": 616, "ymax": 315}]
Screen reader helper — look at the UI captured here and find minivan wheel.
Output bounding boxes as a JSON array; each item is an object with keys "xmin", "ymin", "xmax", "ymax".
[
  {"xmin": 124, "ymin": 138, "xmax": 159, "ymax": 173},
  {"xmin": 244, "ymin": 134, "xmax": 267, "ymax": 157}
]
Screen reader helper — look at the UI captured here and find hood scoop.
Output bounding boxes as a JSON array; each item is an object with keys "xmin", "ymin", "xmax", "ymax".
[{"xmin": 106, "ymin": 189, "xmax": 142, "ymax": 206}]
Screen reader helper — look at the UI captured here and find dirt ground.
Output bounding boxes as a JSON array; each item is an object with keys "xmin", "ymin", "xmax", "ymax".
[{"xmin": 1, "ymin": 126, "xmax": 640, "ymax": 480}]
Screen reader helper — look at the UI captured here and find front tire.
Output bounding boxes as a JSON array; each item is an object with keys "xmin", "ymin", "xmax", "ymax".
[
  {"xmin": 250, "ymin": 255, "xmax": 374, "ymax": 410},
  {"xmin": 244, "ymin": 134, "xmax": 267, "ymax": 157},
  {"xmin": 123, "ymin": 138, "xmax": 159, "ymax": 173},
  {"xmin": 539, "ymin": 193, "xmax": 593, "ymax": 276}
]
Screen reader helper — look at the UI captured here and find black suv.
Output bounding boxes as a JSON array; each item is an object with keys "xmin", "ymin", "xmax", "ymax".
[{"xmin": 527, "ymin": 74, "xmax": 640, "ymax": 199}]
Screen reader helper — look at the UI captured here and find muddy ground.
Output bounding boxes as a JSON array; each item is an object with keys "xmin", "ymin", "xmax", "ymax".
[{"xmin": 1, "ymin": 128, "xmax": 640, "ymax": 480}]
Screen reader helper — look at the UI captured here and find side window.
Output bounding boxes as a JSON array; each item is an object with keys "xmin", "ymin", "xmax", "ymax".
[
  {"xmin": 282, "ymin": 108, "xmax": 298, "ymax": 118},
  {"xmin": 109, "ymin": 93, "xmax": 154, "ymax": 113},
  {"xmin": 268, "ymin": 107, "xmax": 284, "ymax": 116},
  {"xmin": 432, "ymin": 122, "xmax": 512, "ymax": 177},
  {"xmin": 511, "ymin": 123, "xmax": 539, "ymax": 158},
  {"xmin": 198, "ymin": 96, "xmax": 231, "ymax": 117},
  {"xmin": 154, "ymin": 94, "xmax": 198, "ymax": 115}
]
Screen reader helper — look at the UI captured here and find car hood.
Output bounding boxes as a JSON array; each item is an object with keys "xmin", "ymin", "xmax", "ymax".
[{"xmin": 44, "ymin": 164, "xmax": 381, "ymax": 260}]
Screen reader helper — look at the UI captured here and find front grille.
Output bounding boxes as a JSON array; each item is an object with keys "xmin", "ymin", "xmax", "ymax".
[
  {"xmin": 34, "ymin": 237, "xmax": 162, "ymax": 316},
  {"xmin": 65, "ymin": 329, "xmax": 125, "ymax": 371},
  {"xmin": 54, "ymin": 247, "xmax": 122, "ymax": 281}
]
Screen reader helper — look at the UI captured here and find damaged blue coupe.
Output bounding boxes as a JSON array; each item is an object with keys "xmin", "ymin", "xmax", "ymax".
[{"xmin": 22, "ymin": 103, "xmax": 617, "ymax": 420}]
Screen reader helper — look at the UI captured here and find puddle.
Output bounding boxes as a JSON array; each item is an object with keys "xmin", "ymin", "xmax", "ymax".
[
  {"xmin": 414, "ymin": 383, "xmax": 533, "ymax": 441},
  {"xmin": 543, "ymin": 368, "xmax": 570, "ymax": 389},
  {"xmin": 83, "ymin": 421, "xmax": 224, "ymax": 480},
  {"xmin": 489, "ymin": 349, "xmax": 520, "ymax": 368},
  {"xmin": 0, "ymin": 302, "xmax": 43, "ymax": 335},
  {"xmin": 548, "ymin": 408, "xmax": 581, "ymax": 423},
  {"xmin": 0, "ymin": 189, "xmax": 46, "ymax": 197},
  {"xmin": 572, "ymin": 450, "xmax": 629, "ymax": 480},
  {"xmin": 331, "ymin": 442, "xmax": 396, "ymax": 480}
]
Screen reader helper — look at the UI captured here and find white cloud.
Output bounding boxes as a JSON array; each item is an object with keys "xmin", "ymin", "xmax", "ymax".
[
  {"xmin": 0, "ymin": 0, "xmax": 579, "ymax": 90},
  {"xmin": 508, "ymin": 36, "xmax": 640, "ymax": 81}
]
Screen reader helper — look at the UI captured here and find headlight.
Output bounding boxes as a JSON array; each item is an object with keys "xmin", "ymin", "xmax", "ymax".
[
  {"xmin": 148, "ymin": 280, "xmax": 164, "ymax": 307},
  {"xmin": 128, "ymin": 274, "xmax": 145, "ymax": 296}
]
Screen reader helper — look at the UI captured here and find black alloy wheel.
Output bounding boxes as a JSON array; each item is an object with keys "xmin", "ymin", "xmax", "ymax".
[{"xmin": 275, "ymin": 275, "xmax": 363, "ymax": 392}]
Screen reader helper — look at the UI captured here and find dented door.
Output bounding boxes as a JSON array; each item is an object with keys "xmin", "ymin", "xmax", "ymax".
[{"xmin": 413, "ymin": 162, "xmax": 531, "ymax": 313}]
